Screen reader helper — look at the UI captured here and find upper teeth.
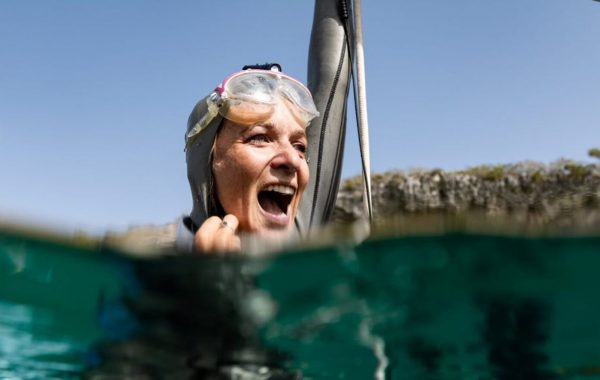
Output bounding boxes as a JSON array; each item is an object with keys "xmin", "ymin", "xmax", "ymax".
[{"xmin": 265, "ymin": 185, "xmax": 295, "ymax": 195}]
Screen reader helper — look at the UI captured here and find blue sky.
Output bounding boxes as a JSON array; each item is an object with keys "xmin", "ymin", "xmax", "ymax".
[{"xmin": 1, "ymin": 1, "xmax": 599, "ymax": 233}]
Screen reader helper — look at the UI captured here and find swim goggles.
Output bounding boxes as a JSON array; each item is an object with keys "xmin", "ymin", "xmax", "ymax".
[{"xmin": 185, "ymin": 69, "xmax": 319, "ymax": 150}]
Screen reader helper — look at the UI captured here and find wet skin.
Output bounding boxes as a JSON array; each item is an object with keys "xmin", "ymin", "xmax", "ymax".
[{"xmin": 194, "ymin": 99, "xmax": 309, "ymax": 252}]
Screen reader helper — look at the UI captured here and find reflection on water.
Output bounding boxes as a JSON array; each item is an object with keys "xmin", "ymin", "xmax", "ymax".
[
  {"xmin": 0, "ymin": 301, "xmax": 82, "ymax": 379},
  {"xmin": 3, "ymin": 229, "xmax": 600, "ymax": 379},
  {"xmin": 85, "ymin": 256, "xmax": 301, "ymax": 379},
  {"xmin": 479, "ymin": 297, "xmax": 556, "ymax": 380}
]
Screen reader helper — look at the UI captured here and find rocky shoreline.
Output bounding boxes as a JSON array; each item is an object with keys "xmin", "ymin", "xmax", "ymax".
[{"xmin": 334, "ymin": 159, "xmax": 600, "ymax": 230}]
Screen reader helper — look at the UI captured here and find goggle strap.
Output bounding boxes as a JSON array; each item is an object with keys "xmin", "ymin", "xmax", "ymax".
[
  {"xmin": 185, "ymin": 96, "xmax": 219, "ymax": 151},
  {"xmin": 241, "ymin": 63, "xmax": 282, "ymax": 72}
]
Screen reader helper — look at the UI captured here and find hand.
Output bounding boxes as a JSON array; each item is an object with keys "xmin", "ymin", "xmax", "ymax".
[{"xmin": 193, "ymin": 214, "xmax": 242, "ymax": 253}]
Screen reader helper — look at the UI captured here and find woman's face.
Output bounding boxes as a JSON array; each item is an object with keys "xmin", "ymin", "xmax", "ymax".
[{"xmin": 212, "ymin": 99, "xmax": 309, "ymax": 237}]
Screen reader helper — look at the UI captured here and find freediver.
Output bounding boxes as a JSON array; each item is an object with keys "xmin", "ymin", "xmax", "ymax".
[
  {"xmin": 175, "ymin": 0, "xmax": 352, "ymax": 253},
  {"xmin": 86, "ymin": 2, "xmax": 354, "ymax": 378}
]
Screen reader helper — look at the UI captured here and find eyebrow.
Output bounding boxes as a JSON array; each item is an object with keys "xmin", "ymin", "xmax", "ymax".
[
  {"xmin": 247, "ymin": 122, "xmax": 307, "ymax": 140},
  {"xmin": 291, "ymin": 128, "xmax": 307, "ymax": 141}
]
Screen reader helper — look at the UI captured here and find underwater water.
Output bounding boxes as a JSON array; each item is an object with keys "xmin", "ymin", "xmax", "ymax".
[{"xmin": 2, "ymin": 228, "xmax": 600, "ymax": 379}]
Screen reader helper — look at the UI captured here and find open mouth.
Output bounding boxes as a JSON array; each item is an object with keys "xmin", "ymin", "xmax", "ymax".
[{"xmin": 258, "ymin": 185, "xmax": 295, "ymax": 218}]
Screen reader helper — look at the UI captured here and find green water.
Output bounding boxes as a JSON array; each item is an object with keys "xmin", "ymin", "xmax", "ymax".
[
  {"xmin": 2, "ymin": 228, "xmax": 600, "ymax": 379},
  {"xmin": 0, "ymin": 231, "xmax": 120, "ymax": 379}
]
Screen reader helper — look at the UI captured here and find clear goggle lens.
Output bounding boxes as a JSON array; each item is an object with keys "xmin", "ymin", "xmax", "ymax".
[{"xmin": 186, "ymin": 70, "xmax": 319, "ymax": 150}]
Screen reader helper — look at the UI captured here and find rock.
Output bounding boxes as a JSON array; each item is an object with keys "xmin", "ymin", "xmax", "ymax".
[{"xmin": 334, "ymin": 160, "xmax": 600, "ymax": 230}]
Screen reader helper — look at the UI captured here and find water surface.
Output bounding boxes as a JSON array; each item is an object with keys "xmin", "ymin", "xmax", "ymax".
[{"xmin": 2, "ymin": 228, "xmax": 600, "ymax": 379}]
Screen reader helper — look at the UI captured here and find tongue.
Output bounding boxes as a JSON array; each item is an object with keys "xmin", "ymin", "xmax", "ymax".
[{"xmin": 259, "ymin": 192, "xmax": 284, "ymax": 215}]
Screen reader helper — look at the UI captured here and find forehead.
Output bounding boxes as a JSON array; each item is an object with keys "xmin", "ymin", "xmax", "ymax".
[{"xmin": 224, "ymin": 100, "xmax": 308, "ymax": 138}]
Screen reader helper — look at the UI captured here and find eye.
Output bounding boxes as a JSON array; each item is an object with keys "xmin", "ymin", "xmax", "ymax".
[
  {"xmin": 248, "ymin": 134, "xmax": 269, "ymax": 144},
  {"xmin": 294, "ymin": 143, "xmax": 307, "ymax": 154}
]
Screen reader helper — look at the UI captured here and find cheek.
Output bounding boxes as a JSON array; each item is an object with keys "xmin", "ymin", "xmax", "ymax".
[
  {"xmin": 298, "ymin": 161, "xmax": 310, "ymax": 192},
  {"xmin": 213, "ymin": 147, "xmax": 264, "ymax": 200},
  {"xmin": 212, "ymin": 148, "xmax": 234, "ymax": 198},
  {"xmin": 213, "ymin": 154, "xmax": 250, "ymax": 194}
]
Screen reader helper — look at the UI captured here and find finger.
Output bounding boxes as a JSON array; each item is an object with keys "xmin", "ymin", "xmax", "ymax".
[
  {"xmin": 194, "ymin": 216, "xmax": 223, "ymax": 253},
  {"xmin": 228, "ymin": 235, "xmax": 242, "ymax": 251},
  {"xmin": 214, "ymin": 231, "xmax": 234, "ymax": 253},
  {"xmin": 220, "ymin": 214, "xmax": 239, "ymax": 233},
  {"xmin": 214, "ymin": 215, "xmax": 240, "ymax": 253}
]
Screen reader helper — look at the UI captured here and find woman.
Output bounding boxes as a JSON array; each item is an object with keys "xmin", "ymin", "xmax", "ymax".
[
  {"xmin": 88, "ymin": 3, "xmax": 352, "ymax": 378},
  {"xmin": 178, "ymin": 0, "xmax": 351, "ymax": 253}
]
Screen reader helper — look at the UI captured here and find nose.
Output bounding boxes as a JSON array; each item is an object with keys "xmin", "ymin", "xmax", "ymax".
[{"xmin": 270, "ymin": 142, "xmax": 304, "ymax": 174}]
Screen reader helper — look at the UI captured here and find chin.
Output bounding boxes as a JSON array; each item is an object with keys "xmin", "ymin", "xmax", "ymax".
[
  {"xmin": 252, "ymin": 214, "xmax": 296, "ymax": 240},
  {"xmin": 261, "ymin": 224, "xmax": 294, "ymax": 238}
]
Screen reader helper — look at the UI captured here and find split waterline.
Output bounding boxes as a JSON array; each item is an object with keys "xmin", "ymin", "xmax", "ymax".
[{"xmin": 2, "ymin": 224, "xmax": 600, "ymax": 379}]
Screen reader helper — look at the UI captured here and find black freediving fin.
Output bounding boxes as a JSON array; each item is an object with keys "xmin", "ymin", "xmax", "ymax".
[{"xmin": 300, "ymin": 0, "xmax": 352, "ymax": 232}]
